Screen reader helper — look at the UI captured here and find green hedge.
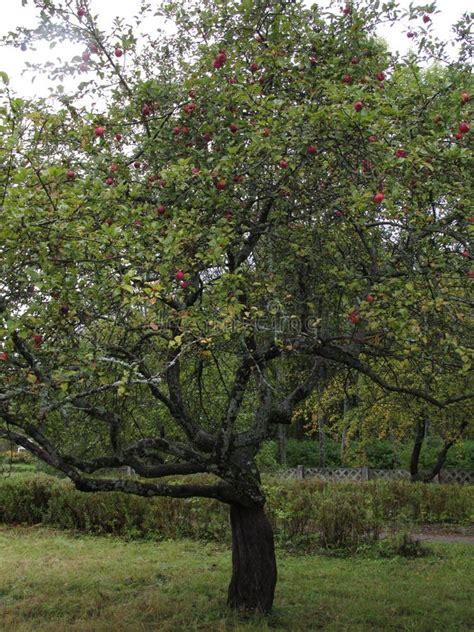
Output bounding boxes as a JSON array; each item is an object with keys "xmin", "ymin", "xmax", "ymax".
[{"xmin": 0, "ymin": 475, "xmax": 472, "ymax": 548}]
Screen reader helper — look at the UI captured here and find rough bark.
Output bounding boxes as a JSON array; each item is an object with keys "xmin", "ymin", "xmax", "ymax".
[
  {"xmin": 277, "ymin": 424, "xmax": 287, "ymax": 465},
  {"xmin": 227, "ymin": 503, "xmax": 277, "ymax": 613},
  {"xmin": 410, "ymin": 418, "xmax": 426, "ymax": 481},
  {"xmin": 423, "ymin": 439, "xmax": 454, "ymax": 482}
]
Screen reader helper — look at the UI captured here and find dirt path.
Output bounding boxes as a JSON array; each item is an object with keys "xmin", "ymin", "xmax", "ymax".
[
  {"xmin": 399, "ymin": 524, "xmax": 474, "ymax": 544},
  {"xmin": 411, "ymin": 533, "xmax": 474, "ymax": 544}
]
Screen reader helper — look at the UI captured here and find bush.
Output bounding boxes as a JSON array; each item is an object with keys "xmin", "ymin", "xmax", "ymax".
[
  {"xmin": 377, "ymin": 532, "xmax": 431, "ymax": 558},
  {"xmin": 345, "ymin": 440, "xmax": 401, "ymax": 469},
  {"xmin": 281, "ymin": 438, "xmax": 474, "ymax": 471},
  {"xmin": 256, "ymin": 441, "xmax": 280, "ymax": 471},
  {"xmin": 0, "ymin": 475, "xmax": 472, "ymax": 546},
  {"xmin": 0, "ymin": 449, "xmax": 34, "ymax": 465},
  {"xmin": 285, "ymin": 439, "xmax": 341, "ymax": 468}
]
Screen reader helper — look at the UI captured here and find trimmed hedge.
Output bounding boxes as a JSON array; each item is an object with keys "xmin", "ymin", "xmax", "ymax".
[{"xmin": 0, "ymin": 475, "xmax": 472, "ymax": 547}]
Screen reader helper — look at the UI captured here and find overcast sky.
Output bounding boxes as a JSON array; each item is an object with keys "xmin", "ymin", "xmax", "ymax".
[{"xmin": 0, "ymin": 0, "xmax": 469, "ymax": 98}]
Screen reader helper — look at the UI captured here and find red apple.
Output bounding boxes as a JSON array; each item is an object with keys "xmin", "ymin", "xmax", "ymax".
[
  {"xmin": 422, "ymin": 14, "xmax": 431, "ymax": 23},
  {"xmin": 376, "ymin": 71, "xmax": 386, "ymax": 81},
  {"xmin": 395, "ymin": 149, "xmax": 407, "ymax": 158},
  {"xmin": 374, "ymin": 191, "xmax": 385, "ymax": 203},
  {"xmin": 342, "ymin": 74, "xmax": 353, "ymax": 84},
  {"xmin": 66, "ymin": 170, "xmax": 76, "ymax": 180},
  {"xmin": 0, "ymin": 352, "xmax": 9, "ymax": 361},
  {"xmin": 351, "ymin": 56, "xmax": 359, "ymax": 65},
  {"xmin": 133, "ymin": 219, "xmax": 142, "ymax": 227},
  {"xmin": 78, "ymin": 6, "xmax": 86, "ymax": 18},
  {"xmin": 407, "ymin": 31, "xmax": 415, "ymax": 38},
  {"xmin": 368, "ymin": 135, "xmax": 378, "ymax": 142},
  {"xmin": 461, "ymin": 92, "xmax": 471, "ymax": 103},
  {"xmin": 366, "ymin": 294, "xmax": 375, "ymax": 303},
  {"xmin": 353, "ymin": 101, "xmax": 364, "ymax": 112},
  {"xmin": 213, "ymin": 50, "xmax": 227, "ymax": 69},
  {"xmin": 157, "ymin": 205, "xmax": 166, "ymax": 215},
  {"xmin": 216, "ymin": 179, "xmax": 226, "ymax": 190},
  {"xmin": 82, "ymin": 51, "xmax": 90, "ymax": 62},
  {"xmin": 95, "ymin": 126, "xmax": 105, "ymax": 137},
  {"xmin": 279, "ymin": 159, "xmax": 289, "ymax": 169},
  {"xmin": 455, "ymin": 132, "xmax": 463, "ymax": 140},
  {"xmin": 229, "ymin": 123, "xmax": 238, "ymax": 133},
  {"xmin": 142, "ymin": 104, "xmax": 151, "ymax": 116},
  {"xmin": 349, "ymin": 310, "xmax": 360, "ymax": 325},
  {"xmin": 79, "ymin": 63, "xmax": 88, "ymax": 72},
  {"xmin": 105, "ymin": 177, "xmax": 114, "ymax": 186},
  {"xmin": 34, "ymin": 335, "xmax": 42, "ymax": 348},
  {"xmin": 342, "ymin": 5, "xmax": 352, "ymax": 15},
  {"xmin": 307, "ymin": 144, "xmax": 317, "ymax": 155},
  {"xmin": 462, "ymin": 250, "xmax": 469, "ymax": 258},
  {"xmin": 114, "ymin": 47, "xmax": 123, "ymax": 58},
  {"xmin": 183, "ymin": 102, "xmax": 197, "ymax": 114},
  {"xmin": 105, "ymin": 218, "xmax": 113, "ymax": 226},
  {"xmin": 180, "ymin": 281, "xmax": 189, "ymax": 289},
  {"xmin": 133, "ymin": 161, "xmax": 141, "ymax": 169},
  {"xmin": 335, "ymin": 210, "xmax": 344, "ymax": 218},
  {"xmin": 191, "ymin": 167, "xmax": 200, "ymax": 174},
  {"xmin": 459, "ymin": 122, "xmax": 470, "ymax": 134},
  {"xmin": 89, "ymin": 44, "xmax": 98, "ymax": 54},
  {"xmin": 115, "ymin": 133, "xmax": 122, "ymax": 141},
  {"xmin": 175, "ymin": 270, "xmax": 185, "ymax": 281},
  {"xmin": 262, "ymin": 127, "xmax": 270, "ymax": 137},
  {"xmin": 309, "ymin": 56, "xmax": 317, "ymax": 66},
  {"xmin": 249, "ymin": 63, "xmax": 259, "ymax": 73},
  {"xmin": 110, "ymin": 163, "xmax": 118, "ymax": 172}
]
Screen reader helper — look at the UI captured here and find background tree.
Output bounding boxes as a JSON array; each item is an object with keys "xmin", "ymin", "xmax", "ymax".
[
  {"xmin": 1, "ymin": 0, "xmax": 473, "ymax": 613},
  {"xmin": 301, "ymin": 364, "xmax": 473, "ymax": 477}
]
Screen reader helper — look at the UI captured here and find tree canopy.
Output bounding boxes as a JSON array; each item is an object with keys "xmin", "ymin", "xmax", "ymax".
[{"xmin": 0, "ymin": 0, "xmax": 473, "ymax": 612}]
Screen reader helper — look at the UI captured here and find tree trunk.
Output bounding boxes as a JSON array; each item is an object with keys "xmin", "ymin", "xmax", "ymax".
[
  {"xmin": 227, "ymin": 503, "xmax": 277, "ymax": 613},
  {"xmin": 410, "ymin": 418, "xmax": 426, "ymax": 481},
  {"xmin": 423, "ymin": 439, "xmax": 454, "ymax": 482},
  {"xmin": 277, "ymin": 424, "xmax": 287, "ymax": 465},
  {"xmin": 318, "ymin": 410, "xmax": 326, "ymax": 467}
]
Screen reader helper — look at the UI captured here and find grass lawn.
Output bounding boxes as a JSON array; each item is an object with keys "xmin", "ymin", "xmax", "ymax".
[{"xmin": 0, "ymin": 526, "xmax": 472, "ymax": 631}]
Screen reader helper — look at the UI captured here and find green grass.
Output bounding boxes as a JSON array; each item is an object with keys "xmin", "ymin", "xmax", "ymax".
[{"xmin": 0, "ymin": 526, "xmax": 472, "ymax": 631}]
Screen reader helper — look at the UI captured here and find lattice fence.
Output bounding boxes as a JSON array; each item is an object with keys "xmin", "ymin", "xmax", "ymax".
[
  {"xmin": 370, "ymin": 469, "xmax": 411, "ymax": 481},
  {"xmin": 303, "ymin": 467, "xmax": 368, "ymax": 481},
  {"xmin": 438, "ymin": 470, "xmax": 474, "ymax": 485},
  {"xmin": 276, "ymin": 467, "xmax": 473, "ymax": 484}
]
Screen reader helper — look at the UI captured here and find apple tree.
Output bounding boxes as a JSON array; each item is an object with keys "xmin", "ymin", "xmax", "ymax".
[{"xmin": 1, "ymin": 0, "xmax": 473, "ymax": 612}]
